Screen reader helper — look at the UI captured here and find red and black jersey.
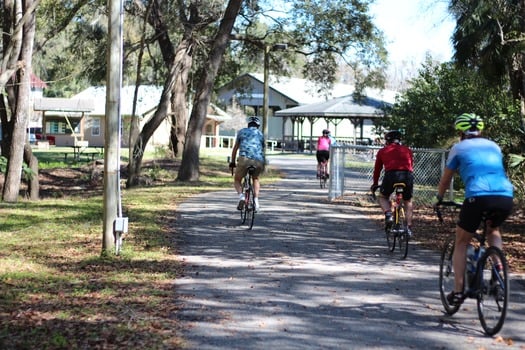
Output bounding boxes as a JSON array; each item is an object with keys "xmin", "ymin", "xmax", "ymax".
[{"xmin": 373, "ymin": 143, "xmax": 414, "ymax": 184}]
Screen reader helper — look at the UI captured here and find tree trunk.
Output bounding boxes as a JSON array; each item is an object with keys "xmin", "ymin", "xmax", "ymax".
[
  {"xmin": 178, "ymin": 0, "xmax": 243, "ymax": 181},
  {"xmin": 2, "ymin": 0, "xmax": 37, "ymax": 202},
  {"xmin": 169, "ymin": 56, "xmax": 191, "ymax": 157},
  {"xmin": 127, "ymin": 37, "xmax": 193, "ymax": 187},
  {"xmin": 24, "ymin": 144, "xmax": 39, "ymax": 200}
]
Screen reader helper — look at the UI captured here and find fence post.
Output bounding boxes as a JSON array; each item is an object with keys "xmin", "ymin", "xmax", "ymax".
[{"xmin": 329, "ymin": 145, "xmax": 344, "ymax": 200}]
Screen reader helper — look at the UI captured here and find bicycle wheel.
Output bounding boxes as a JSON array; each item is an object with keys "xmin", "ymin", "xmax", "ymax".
[
  {"xmin": 397, "ymin": 206, "xmax": 409, "ymax": 259},
  {"xmin": 240, "ymin": 179, "xmax": 248, "ymax": 224},
  {"xmin": 477, "ymin": 246, "xmax": 509, "ymax": 335},
  {"xmin": 439, "ymin": 236, "xmax": 461, "ymax": 315},
  {"xmin": 385, "ymin": 225, "xmax": 396, "ymax": 252},
  {"xmin": 247, "ymin": 181, "xmax": 255, "ymax": 230},
  {"xmin": 319, "ymin": 163, "xmax": 326, "ymax": 189}
]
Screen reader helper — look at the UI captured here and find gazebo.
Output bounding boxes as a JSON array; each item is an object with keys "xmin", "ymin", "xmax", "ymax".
[{"xmin": 274, "ymin": 93, "xmax": 391, "ymax": 152}]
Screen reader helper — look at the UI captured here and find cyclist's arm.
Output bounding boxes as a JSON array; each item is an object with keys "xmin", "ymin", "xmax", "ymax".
[
  {"xmin": 372, "ymin": 151, "xmax": 383, "ymax": 185},
  {"xmin": 231, "ymin": 140, "xmax": 240, "ymax": 165},
  {"xmin": 437, "ymin": 167, "xmax": 455, "ymax": 199}
]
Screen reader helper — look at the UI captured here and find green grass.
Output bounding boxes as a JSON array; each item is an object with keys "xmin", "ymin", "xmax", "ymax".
[{"xmin": 0, "ymin": 151, "xmax": 281, "ymax": 349}]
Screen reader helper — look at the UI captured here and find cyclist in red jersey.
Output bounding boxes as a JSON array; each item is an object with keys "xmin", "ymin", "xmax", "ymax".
[{"xmin": 371, "ymin": 130, "xmax": 415, "ymax": 235}]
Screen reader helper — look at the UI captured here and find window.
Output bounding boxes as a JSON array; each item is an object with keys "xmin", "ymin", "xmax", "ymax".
[
  {"xmin": 91, "ymin": 117, "xmax": 101, "ymax": 136},
  {"xmin": 46, "ymin": 121, "xmax": 67, "ymax": 134}
]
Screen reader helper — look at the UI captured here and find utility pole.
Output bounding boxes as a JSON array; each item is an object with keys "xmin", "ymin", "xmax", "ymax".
[
  {"xmin": 262, "ymin": 43, "xmax": 287, "ymax": 155},
  {"xmin": 103, "ymin": 0, "xmax": 124, "ymax": 254}
]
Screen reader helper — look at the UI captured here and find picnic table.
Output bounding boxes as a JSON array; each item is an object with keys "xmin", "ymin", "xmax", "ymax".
[{"xmin": 63, "ymin": 146, "xmax": 104, "ymax": 162}]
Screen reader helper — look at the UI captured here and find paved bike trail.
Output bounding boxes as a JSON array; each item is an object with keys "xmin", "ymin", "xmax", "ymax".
[{"xmin": 173, "ymin": 154, "xmax": 525, "ymax": 350}]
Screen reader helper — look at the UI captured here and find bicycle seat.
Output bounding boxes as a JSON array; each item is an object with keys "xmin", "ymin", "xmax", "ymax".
[
  {"xmin": 247, "ymin": 165, "xmax": 256, "ymax": 174},
  {"xmin": 481, "ymin": 209, "xmax": 507, "ymax": 226},
  {"xmin": 393, "ymin": 182, "xmax": 406, "ymax": 193}
]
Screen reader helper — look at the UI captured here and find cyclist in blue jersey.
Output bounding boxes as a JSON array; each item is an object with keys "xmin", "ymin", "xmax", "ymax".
[
  {"xmin": 229, "ymin": 116, "xmax": 265, "ymax": 212},
  {"xmin": 434, "ymin": 113, "xmax": 514, "ymax": 306}
]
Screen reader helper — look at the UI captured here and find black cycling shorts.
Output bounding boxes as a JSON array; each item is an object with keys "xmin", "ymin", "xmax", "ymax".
[
  {"xmin": 379, "ymin": 170, "xmax": 414, "ymax": 200},
  {"xmin": 458, "ymin": 195, "xmax": 513, "ymax": 233},
  {"xmin": 316, "ymin": 150, "xmax": 329, "ymax": 163}
]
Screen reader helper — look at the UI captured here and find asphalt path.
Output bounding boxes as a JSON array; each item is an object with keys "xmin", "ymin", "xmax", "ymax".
[{"xmin": 173, "ymin": 154, "xmax": 525, "ymax": 349}]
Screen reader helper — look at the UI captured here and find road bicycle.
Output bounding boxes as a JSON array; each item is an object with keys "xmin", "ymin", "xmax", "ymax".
[
  {"xmin": 318, "ymin": 160, "xmax": 328, "ymax": 189},
  {"xmin": 240, "ymin": 165, "xmax": 256, "ymax": 230},
  {"xmin": 372, "ymin": 183, "xmax": 409, "ymax": 259},
  {"xmin": 436, "ymin": 201, "xmax": 509, "ymax": 335}
]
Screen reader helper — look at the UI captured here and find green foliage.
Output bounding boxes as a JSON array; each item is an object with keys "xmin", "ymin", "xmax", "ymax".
[
  {"xmin": 287, "ymin": 0, "xmax": 387, "ymax": 90},
  {"xmin": 0, "ymin": 156, "xmax": 36, "ymax": 181},
  {"xmin": 218, "ymin": 0, "xmax": 387, "ymax": 94},
  {"xmin": 382, "ymin": 60, "xmax": 521, "ymax": 150},
  {"xmin": 508, "ymin": 153, "xmax": 525, "ymax": 206}
]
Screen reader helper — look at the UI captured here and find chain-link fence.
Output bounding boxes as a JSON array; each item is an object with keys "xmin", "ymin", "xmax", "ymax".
[{"xmin": 328, "ymin": 144, "xmax": 452, "ymax": 205}]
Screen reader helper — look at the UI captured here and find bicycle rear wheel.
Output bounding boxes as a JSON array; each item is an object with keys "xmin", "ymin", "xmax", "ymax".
[
  {"xmin": 240, "ymin": 179, "xmax": 248, "ymax": 224},
  {"xmin": 319, "ymin": 163, "xmax": 327, "ymax": 189},
  {"xmin": 247, "ymin": 182, "xmax": 255, "ymax": 230},
  {"xmin": 439, "ymin": 236, "xmax": 461, "ymax": 315},
  {"xmin": 397, "ymin": 207, "xmax": 408, "ymax": 259},
  {"xmin": 477, "ymin": 246, "xmax": 509, "ymax": 335}
]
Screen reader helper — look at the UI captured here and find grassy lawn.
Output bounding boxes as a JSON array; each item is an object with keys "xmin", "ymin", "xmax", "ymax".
[{"xmin": 0, "ymin": 149, "xmax": 281, "ymax": 349}]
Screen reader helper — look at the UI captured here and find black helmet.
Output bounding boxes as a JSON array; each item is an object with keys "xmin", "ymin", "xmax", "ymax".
[
  {"xmin": 322, "ymin": 129, "xmax": 330, "ymax": 135},
  {"xmin": 385, "ymin": 130, "xmax": 402, "ymax": 143},
  {"xmin": 247, "ymin": 116, "xmax": 261, "ymax": 127}
]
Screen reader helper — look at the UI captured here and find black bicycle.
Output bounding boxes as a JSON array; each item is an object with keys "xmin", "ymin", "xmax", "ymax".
[
  {"xmin": 436, "ymin": 201, "xmax": 509, "ymax": 335},
  {"xmin": 372, "ymin": 183, "xmax": 409, "ymax": 259},
  {"xmin": 318, "ymin": 159, "xmax": 328, "ymax": 189},
  {"xmin": 240, "ymin": 165, "xmax": 256, "ymax": 229}
]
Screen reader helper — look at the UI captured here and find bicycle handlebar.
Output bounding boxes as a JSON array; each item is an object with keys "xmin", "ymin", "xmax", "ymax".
[
  {"xmin": 370, "ymin": 185, "xmax": 379, "ymax": 200},
  {"xmin": 434, "ymin": 201, "xmax": 462, "ymax": 223}
]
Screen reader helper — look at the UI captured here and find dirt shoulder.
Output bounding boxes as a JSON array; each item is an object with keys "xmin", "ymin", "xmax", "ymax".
[
  {"xmin": 32, "ymin": 163, "xmax": 525, "ymax": 274},
  {"xmin": 335, "ymin": 194, "xmax": 525, "ymax": 275}
]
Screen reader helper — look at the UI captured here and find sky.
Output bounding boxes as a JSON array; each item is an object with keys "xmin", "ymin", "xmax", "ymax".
[{"xmin": 369, "ymin": 0, "xmax": 456, "ymax": 66}]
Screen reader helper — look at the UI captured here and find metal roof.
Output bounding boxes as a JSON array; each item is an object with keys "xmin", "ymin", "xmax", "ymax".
[{"xmin": 275, "ymin": 94, "xmax": 390, "ymax": 118}]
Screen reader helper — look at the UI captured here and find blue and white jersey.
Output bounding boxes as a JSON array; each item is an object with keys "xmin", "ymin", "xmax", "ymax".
[
  {"xmin": 236, "ymin": 127, "xmax": 265, "ymax": 162},
  {"xmin": 446, "ymin": 138, "xmax": 513, "ymax": 198}
]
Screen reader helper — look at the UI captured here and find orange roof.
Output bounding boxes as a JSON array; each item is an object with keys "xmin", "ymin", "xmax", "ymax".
[{"xmin": 31, "ymin": 74, "xmax": 47, "ymax": 89}]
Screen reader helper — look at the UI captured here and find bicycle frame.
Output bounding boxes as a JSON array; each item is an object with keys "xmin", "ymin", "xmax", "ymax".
[
  {"xmin": 391, "ymin": 183, "xmax": 405, "ymax": 229},
  {"xmin": 436, "ymin": 202, "xmax": 510, "ymax": 335},
  {"xmin": 319, "ymin": 160, "xmax": 328, "ymax": 188},
  {"xmin": 371, "ymin": 182, "xmax": 409, "ymax": 259},
  {"xmin": 241, "ymin": 166, "xmax": 256, "ymax": 229}
]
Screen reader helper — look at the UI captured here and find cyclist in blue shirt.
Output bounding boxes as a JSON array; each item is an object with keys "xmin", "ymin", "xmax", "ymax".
[
  {"xmin": 435, "ymin": 113, "xmax": 514, "ymax": 306},
  {"xmin": 229, "ymin": 116, "xmax": 265, "ymax": 212}
]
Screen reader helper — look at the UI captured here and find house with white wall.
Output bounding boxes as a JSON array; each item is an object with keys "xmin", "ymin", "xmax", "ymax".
[
  {"xmin": 33, "ymin": 85, "xmax": 231, "ymax": 150},
  {"xmin": 216, "ymin": 73, "xmax": 397, "ymax": 149}
]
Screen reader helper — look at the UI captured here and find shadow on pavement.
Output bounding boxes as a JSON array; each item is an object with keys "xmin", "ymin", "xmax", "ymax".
[{"xmin": 173, "ymin": 155, "xmax": 525, "ymax": 350}]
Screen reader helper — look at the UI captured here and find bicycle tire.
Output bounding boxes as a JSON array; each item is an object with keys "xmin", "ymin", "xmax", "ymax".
[
  {"xmin": 319, "ymin": 163, "xmax": 327, "ymax": 189},
  {"xmin": 240, "ymin": 178, "xmax": 248, "ymax": 224},
  {"xmin": 476, "ymin": 246, "xmax": 509, "ymax": 335},
  {"xmin": 247, "ymin": 181, "xmax": 256, "ymax": 230},
  {"xmin": 439, "ymin": 236, "xmax": 461, "ymax": 315},
  {"xmin": 397, "ymin": 206, "xmax": 408, "ymax": 259},
  {"xmin": 385, "ymin": 225, "xmax": 396, "ymax": 252}
]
